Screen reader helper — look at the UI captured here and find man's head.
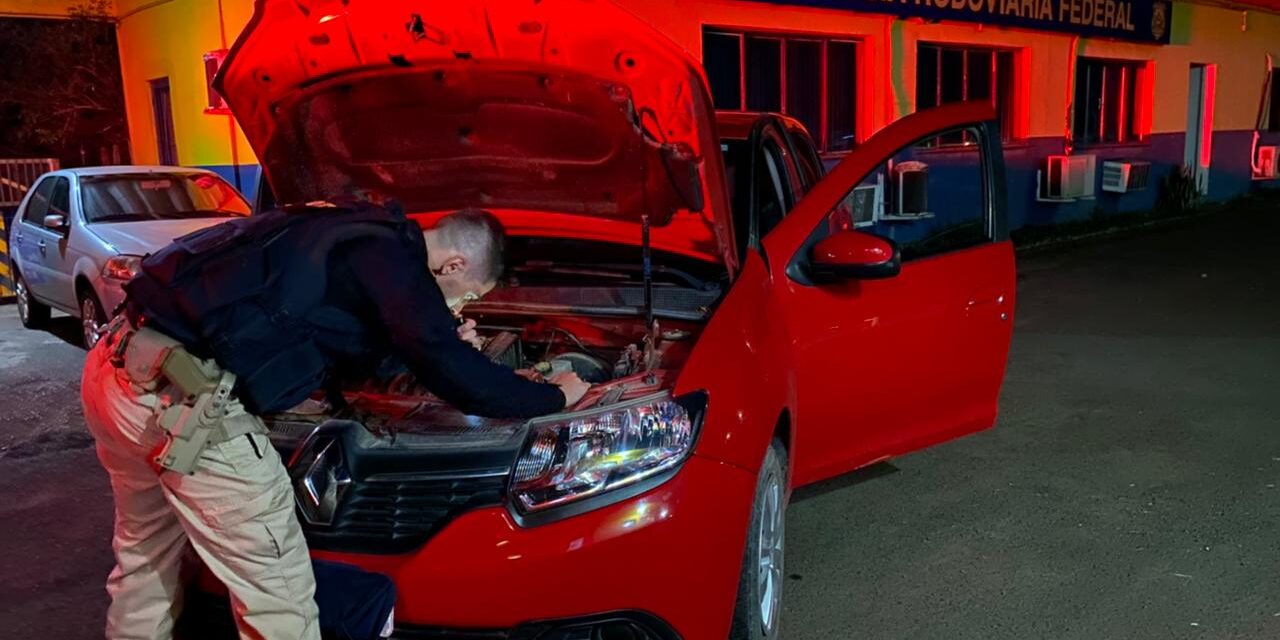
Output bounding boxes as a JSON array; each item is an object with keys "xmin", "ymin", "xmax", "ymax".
[{"xmin": 422, "ymin": 208, "xmax": 507, "ymax": 312}]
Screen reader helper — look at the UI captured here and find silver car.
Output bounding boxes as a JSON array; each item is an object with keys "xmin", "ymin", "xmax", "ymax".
[{"xmin": 7, "ymin": 166, "xmax": 251, "ymax": 347}]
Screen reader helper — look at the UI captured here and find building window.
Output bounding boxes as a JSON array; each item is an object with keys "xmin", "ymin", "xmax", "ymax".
[
  {"xmin": 149, "ymin": 78, "xmax": 179, "ymax": 166},
  {"xmin": 1267, "ymin": 70, "xmax": 1280, "ymax": 133},
  {"xmin": 1074, "ymin": 57, "xmax": 1145, "ymax": 145},
  {"xmin": 703, "ymin": 28, "xmax": 859, "ymax": 152},
  {"xmin": 916, "ymin": 44, "xmax": 1017, "ymax": 144}
]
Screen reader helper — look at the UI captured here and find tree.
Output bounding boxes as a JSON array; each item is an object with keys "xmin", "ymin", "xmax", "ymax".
[{"xmin": 0, "ymin": 0, "xmax": 128, "ymax": 166}]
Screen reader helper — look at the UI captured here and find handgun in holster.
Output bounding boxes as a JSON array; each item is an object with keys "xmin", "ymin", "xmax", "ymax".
[{"xmin": 123, "ymin": 328, "xmax": 237, "ymax": 475}]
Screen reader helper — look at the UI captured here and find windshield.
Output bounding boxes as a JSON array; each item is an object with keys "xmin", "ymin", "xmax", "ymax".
[{"xmin": 81, "ymin": 173, "xmax": 250, "ymax": 223}]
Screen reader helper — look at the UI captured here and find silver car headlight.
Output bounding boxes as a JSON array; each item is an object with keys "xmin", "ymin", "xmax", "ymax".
[
  {"xmin": 509, "ymin": 391, "xmax": 707, "ymax": 523},
  {"xmin": 102, "ymin": 255, "xmax": 142, "ymax": 281}
]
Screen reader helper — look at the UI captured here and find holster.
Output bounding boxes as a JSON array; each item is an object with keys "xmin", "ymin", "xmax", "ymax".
[{"xmin": 112, "ymin": 325, "xmax": 258, "ymax": 475}]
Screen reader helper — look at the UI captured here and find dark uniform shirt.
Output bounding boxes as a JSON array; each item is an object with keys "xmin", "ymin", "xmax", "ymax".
[{"xmin": 319, "ymin": 231, "xmax": 565, "ymax": 419}]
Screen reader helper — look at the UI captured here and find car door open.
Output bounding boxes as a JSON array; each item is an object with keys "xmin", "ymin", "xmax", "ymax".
[{"xmin": 760, "ymin": 102, "xmax": 1016, "ymax": 486}]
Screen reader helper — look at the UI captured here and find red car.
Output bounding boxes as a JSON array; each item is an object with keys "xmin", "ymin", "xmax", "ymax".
[{"xmin": 208, "ymin": 1, "xmax": 1016, "ymax": 638}]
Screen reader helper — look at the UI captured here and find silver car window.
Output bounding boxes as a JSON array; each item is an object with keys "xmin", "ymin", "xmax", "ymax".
[
  {"xmin": 22, "ymin": 176, "xmax": 56, "ymax": 222},
  {"xmin": 49, "ymin": 177, "xmax": 71, "ymax": 218}
]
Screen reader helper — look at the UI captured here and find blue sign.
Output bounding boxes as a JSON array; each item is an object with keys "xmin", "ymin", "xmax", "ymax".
[{"xmin": 757, "ymin": 0, "xmax": 1172, "ymax": 44}]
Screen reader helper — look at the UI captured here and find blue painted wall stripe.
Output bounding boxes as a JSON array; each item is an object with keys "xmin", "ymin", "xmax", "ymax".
[{"xmin": 197, "ymin": 128, "xmax": 1280, "ymax": 230}]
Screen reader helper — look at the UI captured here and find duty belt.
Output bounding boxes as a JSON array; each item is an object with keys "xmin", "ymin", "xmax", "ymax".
[{"xmin": 104, "ymin": 317, "xmax": 258, "ymax": 474}]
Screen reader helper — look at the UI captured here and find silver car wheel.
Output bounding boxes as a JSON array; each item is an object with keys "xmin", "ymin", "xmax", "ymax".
[
  {"xmin": 15, "ymin": 277, "xmax": 30, "ymax": 325},
  {"xmin": 757, "ymin": 471, "xmax": 785, "ymax": 635},
  {"xmin": 81, "ymin": 295, "xmax": 102, "ymax": 348}
]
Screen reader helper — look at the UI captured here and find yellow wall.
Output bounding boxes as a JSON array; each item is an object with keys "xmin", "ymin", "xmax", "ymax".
[
  {"xmin": 1132, "ymin": 3, "xmax": 1280, "ymax": 132},
  {"xmin": 116, "ymin": 0, "xmax": 254, "ymax": 167}
]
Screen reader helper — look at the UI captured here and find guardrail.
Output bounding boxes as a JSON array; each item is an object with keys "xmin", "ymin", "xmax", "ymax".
[{"xmin": 0, "ymin": 158, "xmax": 58, "ymax": 208}]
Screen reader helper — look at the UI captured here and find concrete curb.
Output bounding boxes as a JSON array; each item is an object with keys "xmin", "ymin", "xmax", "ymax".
[
  {"xmin": 1011, "ymin": 203, "xmax": 1243, "ymax": 256},
  {"xmin": 1013, "ymin": 190, "xmax": 1279, "ymax": 256}
]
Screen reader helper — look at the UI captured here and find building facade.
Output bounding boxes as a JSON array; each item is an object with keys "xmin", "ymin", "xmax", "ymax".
[
  {"xmin": 113, "ymin": 0, "xmax": 259, "ymax": 194},
  {"xmin": 104, "ymin": 0, "xmax": 1280, "ymax": 230}
]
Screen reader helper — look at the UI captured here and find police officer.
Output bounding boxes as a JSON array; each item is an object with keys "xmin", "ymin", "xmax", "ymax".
[{"xmin": 80, "ymin": 201, "xmax": 588, "ymax": 640}]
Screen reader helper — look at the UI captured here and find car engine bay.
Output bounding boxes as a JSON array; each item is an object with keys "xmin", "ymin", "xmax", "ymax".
[
  {"xmin": 269, "ymin": 312, "xmax": 700, "ymax": 442},
  {"xmin": 265, "ymin": 238, "xmax": 722, "ymax": 448}
]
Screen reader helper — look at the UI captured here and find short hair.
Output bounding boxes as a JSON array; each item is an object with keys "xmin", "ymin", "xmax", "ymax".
[{"xmin": 433, "ymin": 208, "xmax": 507, "ymax": 283}]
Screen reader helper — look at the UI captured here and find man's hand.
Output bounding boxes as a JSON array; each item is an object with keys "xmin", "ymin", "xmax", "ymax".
[
  {"xmin": 456, "ymin": 318, "xmax": 484, "ymax": 350},
  {"xmin": 550, "ymin": 372, "xmax": 590, "ymax": 409}
]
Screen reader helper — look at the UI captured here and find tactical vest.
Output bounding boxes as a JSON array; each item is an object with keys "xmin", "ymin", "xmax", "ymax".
[{"xmin": 123, "ymin": 202, "xmax": 424, "ymax": 414}]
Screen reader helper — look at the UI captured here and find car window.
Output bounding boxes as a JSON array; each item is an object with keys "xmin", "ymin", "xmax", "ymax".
[
  {"xmin": 80, "ymin": 173, "xmax": 250, "ymax": 223},
  {"xmin": 49, "ymin": 177, "xmax": 71, "ymax": 218},
  {"xmin": 771, "ymin": 130, "xmax": 805, "ymax": 207},
  {"xmin": 758, "ymin": 137, "xmax": 791, "ymax": 239},
  {"xmin": 721, "ymin": 139, "xmax": 751, "ymax": 260},
  {"xmin": 831, "ymin": 125, "xmax": 991, "ymax": 260},
  {"xmin": 22, "ymin": 176, "xmax": 56, "ymax": 223},
  {"xmin": 787, "ymin": 128, "xmax": 824, "ymax": 192},
  {"xmin": 723, "ymin": 129, "xmax": 803, "ymax": 257}
]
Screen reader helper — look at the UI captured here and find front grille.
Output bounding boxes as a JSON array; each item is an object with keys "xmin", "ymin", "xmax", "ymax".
[
  {"xmin": 266, "ymin": 418, "xmax": 321, "ymax": 458},
  {"xmin": 305, "ymin": 473, "xmax": 507, "ymax": 554}
]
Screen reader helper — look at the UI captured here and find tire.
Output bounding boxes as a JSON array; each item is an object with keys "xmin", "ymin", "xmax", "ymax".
[
  {"xmin": 77, "ymin": 288, "xmax": 108, "ymax": 349},
  {"xmin": 14, "ymin": 270, "xmax": 51, "ymax": 329},
  {"xmin": 730, "ymin": 438, "xmax": 789, "ymax": 640}
]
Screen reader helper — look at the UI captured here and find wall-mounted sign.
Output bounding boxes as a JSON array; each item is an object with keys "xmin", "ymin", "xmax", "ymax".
[{"xmin": 755, "ymin": 0, "xmax": 1172, "ymax": 44}]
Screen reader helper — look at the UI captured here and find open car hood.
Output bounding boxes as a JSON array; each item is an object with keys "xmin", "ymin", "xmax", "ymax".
[{"xmin": 216, "ymin": 0, "xmax": 734, "ymax": 268}]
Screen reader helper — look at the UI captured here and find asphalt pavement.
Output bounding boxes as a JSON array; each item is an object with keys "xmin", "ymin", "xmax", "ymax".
[{"xmin": 2, "ymin": 197, "xmax": 1279, "ymax": 639}]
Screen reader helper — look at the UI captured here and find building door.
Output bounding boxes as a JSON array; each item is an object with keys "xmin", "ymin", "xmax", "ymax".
[
  {"xmin": 149, "ymin": 78, "xmax": 179, "ymax": 166},
  {"xmin": 1184, "ymin": 64, "xmax": 1217, "ymax": 195}
]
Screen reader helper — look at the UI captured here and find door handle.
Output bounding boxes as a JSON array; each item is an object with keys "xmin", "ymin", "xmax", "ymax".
[{"xmin": 37, "ymin": 239, "xmax": 47, "ymax": 255}]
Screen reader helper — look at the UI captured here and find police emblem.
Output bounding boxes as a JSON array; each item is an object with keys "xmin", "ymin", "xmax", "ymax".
[{"xmin": 1151, "ymin": 2, "xmax": 1168, "ymax": 40}]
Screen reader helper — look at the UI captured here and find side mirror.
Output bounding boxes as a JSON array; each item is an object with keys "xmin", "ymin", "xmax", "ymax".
[
  {"xmin": 43, "ymin": 214, "xmax": 66, "ymax": 230},
  {"xmin": 809, "ymin": 230, "xmax": 901, "ymax": 281}
]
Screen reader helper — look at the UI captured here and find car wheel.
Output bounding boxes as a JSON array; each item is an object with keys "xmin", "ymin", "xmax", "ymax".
[
  {"xmin": 78, "ymin": 289, "xmax": 108, "ymax": 348},
  {"xmin": 730, "ymin": 438, "xmax": 788, "ymax": 640},
  {"xmin": 14, "ymin": 271, "xmax": 51, "ymax": 329}
]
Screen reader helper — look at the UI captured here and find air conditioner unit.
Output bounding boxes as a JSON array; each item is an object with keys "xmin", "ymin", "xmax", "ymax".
[
  {"xmin": 1254, "ymin": 145, "xmax": 1278, "ymax": 180},
  {"xmin": 881, "ymin": 161, "xmax": 933, "ymax": 220},
  {"xmin": 203, "ymin": 49, "xmax": 230, "ymax": 113},
  {"xmin": 848, "ymin": 179, "xmax": 883, "ymax": 228},
  {"xmin": 1101, "ymin": 160, "xmax": 1152, "ymax": 193},
  {"xmin": 1038, "ymin": 154, "xmax": 1096, "ymax": 202}
]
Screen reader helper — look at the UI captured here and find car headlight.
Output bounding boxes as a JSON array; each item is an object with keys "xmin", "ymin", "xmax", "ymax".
[
  {"xmin": 102, "ymin": 255, "xmax": 142, "ymax": 281},
  {"xmin": 288, "ymin": 433, "xmax": 352, "ymax": 527},
  {"xmin": 509, "ymin": 391, "xmax": 706, "ymax": 522}
]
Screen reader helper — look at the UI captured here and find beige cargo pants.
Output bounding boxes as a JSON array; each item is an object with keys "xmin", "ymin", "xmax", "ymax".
[{"xmin": 80, "ymin": 339, "xmax": 321, "ymax": 640}]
